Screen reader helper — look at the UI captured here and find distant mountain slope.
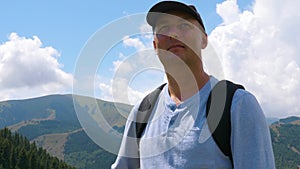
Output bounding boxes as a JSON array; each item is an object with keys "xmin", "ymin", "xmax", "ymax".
[
  {"xmin": 0, "ymin": 94, "xmax": 131, "ymax": 169},
  {"xmin": 64, "ymin": 129, "xmax": 117, "ymax": 168},
  {"xmin": 270, "ymin": 116, "xmax": 300, "ymax": 168},
  {"xmin": 0, "ymin": 94, "xmax": 131, "ymax": 128},
  {"xmin": 1, "ymin": 94, "xmax": 300, "ymax": 169},
  {"xmin": 0, "ymin": 95, "xmax": 77, "ymax": 128}
]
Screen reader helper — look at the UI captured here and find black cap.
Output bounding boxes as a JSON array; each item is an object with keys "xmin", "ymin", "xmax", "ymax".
[{"xmin": 146, "ymin": 1, "xmax": 206, "ymax": 33}]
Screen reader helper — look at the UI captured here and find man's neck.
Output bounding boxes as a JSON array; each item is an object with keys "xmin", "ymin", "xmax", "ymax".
[{"xmin": 166, "ymin": 66, "xmax": 209, "ymax": 105}]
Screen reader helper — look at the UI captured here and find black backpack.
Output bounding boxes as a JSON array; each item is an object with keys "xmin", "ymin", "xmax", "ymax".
[{"xmin": 134, "ymin": 80, "xmax": 244, "ymax": 167}]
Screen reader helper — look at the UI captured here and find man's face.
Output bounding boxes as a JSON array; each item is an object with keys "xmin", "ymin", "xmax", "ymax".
[{"xmin": 153, "ymin": 11, "xmax": 207, "ymax": 66}]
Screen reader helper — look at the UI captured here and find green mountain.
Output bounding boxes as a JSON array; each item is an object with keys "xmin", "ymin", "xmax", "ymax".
[
  {"xmin": 0, "ymin": 94, "xmax": 131, "ymax": 169},
  {"xmin": 0, "ymin": 94, "xmax": 300, "ymax": 168},
  {"xmin": 270, "ymin": 116, "xmax": 300, "ymax": 169},
  {"xmin": 0, "ymin": 127, "xmax": 76, "ymax": 169}
]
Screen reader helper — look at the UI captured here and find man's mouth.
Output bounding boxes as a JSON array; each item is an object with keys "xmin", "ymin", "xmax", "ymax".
[{"xmin": 167, "ymin": 44, "xmax": 185, "ymax": 51}]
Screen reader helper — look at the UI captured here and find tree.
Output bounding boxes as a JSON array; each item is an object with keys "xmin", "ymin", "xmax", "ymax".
[{"xmin": 0, "ymin": 128, "xmax": 76, "ymax": 169}]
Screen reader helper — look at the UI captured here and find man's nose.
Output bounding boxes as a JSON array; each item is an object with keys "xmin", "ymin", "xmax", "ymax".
[{"xmin": 167, "ymin": 26, "xmax": 180, "ymax": 39}]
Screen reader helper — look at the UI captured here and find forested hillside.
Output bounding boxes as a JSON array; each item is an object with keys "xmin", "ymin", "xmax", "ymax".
[
  {"xmin": 270, "ymin": 116, "xmax": 300, "ymax": 169},
  {"xmin": 0, "ymin": 128, "xmax": 76, "ymax": 169},
  {"xmin": 64, "ymin": 130, "xmax": 117, "ymax": 168},
  {"xmin": 0, "ymin": 94, "xmax": 130, "ymax": 169}
]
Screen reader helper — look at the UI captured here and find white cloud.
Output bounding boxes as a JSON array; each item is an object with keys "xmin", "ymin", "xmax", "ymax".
[
  {"xmin": 112, "ymin": 59, "xmax": 134, "ymax": 76},
  {"xmin": 122, "ymin": 35, "xmax": 146, "ymax": 50},
  {"xmin": 98, "ymin": 82, "xmax": 113, "ymax": 101},
  {"xmin": 98, "ymin": 79, "xmax": 148, "ymax": 105},
  {"xmin": 139, "ymin": 23, "xmax": 154, "ymax": 40},
  {"xmin": 0, "ymin": 33, "xmax": 73, "ymax": 101},
  {"xmin": 216, "ymin": 0, "xmax": 240, "ymax": 24},
  {"xmin": 209, "ymin": 0, "xmax": 300, "ymax": 118},
  {"xmin": 99, "ymin": 47, "xmax": 164, "ymax": 105},
  {"xmin": 97, "ymin": 30, "xmax": 164, "ymax": 105}
]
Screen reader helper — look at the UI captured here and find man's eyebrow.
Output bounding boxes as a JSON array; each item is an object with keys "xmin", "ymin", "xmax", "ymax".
[
  {"xmin": 156, "ymin": 17, "xmax": 191, "ymax": 25},
  {"xmin": 156, "ymin": 19, "xmax": 169, "ymax": 25}
]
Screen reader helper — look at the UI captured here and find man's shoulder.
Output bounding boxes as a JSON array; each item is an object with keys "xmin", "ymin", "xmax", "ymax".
[
  {"xmin": 232, "ymin": 88, "xmax": 256, "ymax": 103},
  {"xmin": 231, "ymin": 86, "xmax": 265, "ymax": 121},
  {"xmin": 211, "ymin": 79, "xmax": 261, "ymax": 113}
]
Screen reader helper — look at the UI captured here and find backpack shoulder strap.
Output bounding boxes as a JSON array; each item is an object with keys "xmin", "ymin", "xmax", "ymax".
[
  {"xmin": 206, "ymin": 80, "xmax": 244, "ymax": 166},
  {"xmin": 136, "ymin": 83, "xmax": 166, "ymax": 138},
  {"xmin": 125, "ymin": 84, "xmax": 166, "ymax": 168}
]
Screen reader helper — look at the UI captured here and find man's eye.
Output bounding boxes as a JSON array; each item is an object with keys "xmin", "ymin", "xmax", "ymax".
[
  {"xmin": 179, "ymin": 23, "xmax": 192, "ymax": 30},
  {"xmin": 157, "ymin": 25, "xmax": 169, "ymax": 34}
]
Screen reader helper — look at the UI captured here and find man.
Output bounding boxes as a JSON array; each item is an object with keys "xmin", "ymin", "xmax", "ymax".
[{"xmin": 112, "ymin": 1, "xmax": 275, "ymax": 168}]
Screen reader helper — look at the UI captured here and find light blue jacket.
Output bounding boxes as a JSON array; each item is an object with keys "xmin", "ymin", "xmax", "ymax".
[{"xmin": 112, "ymin": 76, "xmax": 275, "ymax": 169}]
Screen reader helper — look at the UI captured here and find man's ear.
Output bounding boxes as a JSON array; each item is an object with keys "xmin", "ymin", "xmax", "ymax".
[
  {"xmin": 201, "ymin": 34, "xmax": 208, "ymax": 49},
  {"xmin": 153, "ymin": 40, "xmax": 157, "ymax": 50},
  {"xmin": 153, "ymin": 40, "xmax": 159, "ymax": 55}
]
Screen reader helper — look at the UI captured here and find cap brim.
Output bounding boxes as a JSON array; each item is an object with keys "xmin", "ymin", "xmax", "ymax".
[{"xmin": 146, "ymin": 1, "xmax": 199, "ymax": 27}]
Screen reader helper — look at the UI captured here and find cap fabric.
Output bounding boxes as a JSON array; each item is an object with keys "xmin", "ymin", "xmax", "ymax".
[{"xmin": 146, "ymin": 1, "xmax": 206, "ymax": 33}]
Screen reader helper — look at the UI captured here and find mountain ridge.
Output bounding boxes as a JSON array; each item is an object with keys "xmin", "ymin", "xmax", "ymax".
[{"xmin": 0, "ymin": 94, "xmax": 299, "ymax": 169}]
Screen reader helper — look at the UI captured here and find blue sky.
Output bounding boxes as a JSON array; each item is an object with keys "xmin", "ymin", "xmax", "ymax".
[
  {"xmin": 1, "ymin": 0, "xmax": 300, "ymax": 118},
  {"xmin": 0, "ymin": 0, "xmax": 253, "ymax": 73}
]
